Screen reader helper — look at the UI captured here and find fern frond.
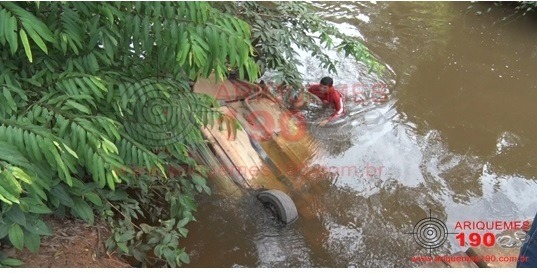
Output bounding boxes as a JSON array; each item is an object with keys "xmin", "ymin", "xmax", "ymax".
[
  {"xmin": 117, "ymin": 134, "xmax": 166, "ymax": 179},
  {"xmin": 0, "ymin": 2, "xmax": 55, "ymax": 61},
  {"xmin": 65, "ymin": 117, "xmax": 124, "ymax": 190},
  {"xmin": 0, "ymin": 162, "xmax": 25, "ymax": 205},
  {"xmin": 0, "ymin": 85, "xmax": 29, "ymax": 119},
  {"xmin": 0, "ymin": 120, "xmax": 77, "ymax": 187},
  {"xmin": 0, "ymin": 141, "xmax": 53, "ymax": 203},
  {"xmin": 0, "ymin": 1, "xmax": 265, "ymax": 264},
  {"xmin": 50, "ymin": 73, "xmax": 107, "ymax": 100}
]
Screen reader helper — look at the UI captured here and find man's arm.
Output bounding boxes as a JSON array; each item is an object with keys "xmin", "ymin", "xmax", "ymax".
[
  {"xmin": 319, "ymin": 90, "xmax": 345, "ymax": 126},
  {"xmin": 328, "ymin": 90, "xmax": 344, "ymax": 120}
]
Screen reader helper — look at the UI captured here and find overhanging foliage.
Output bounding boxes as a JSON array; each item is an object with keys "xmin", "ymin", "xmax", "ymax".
[
  {"xmin": 0, "ymin": 1, "xmax": 254, "ymax": 267},
  {"xmin": 217, "ymin": 1, "xmax": 384, "ymax": 87}
]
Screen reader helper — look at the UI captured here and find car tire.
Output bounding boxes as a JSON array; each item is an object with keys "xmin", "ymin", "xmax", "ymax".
[{"xmin": 257, "ymin": 189, "xmax": 298, "ymax": 224}]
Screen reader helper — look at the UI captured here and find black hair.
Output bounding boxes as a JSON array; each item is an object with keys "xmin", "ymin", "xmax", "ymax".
[{"xmin": 320, "ymin": 76, "xmax": 333, "ymax": 87}]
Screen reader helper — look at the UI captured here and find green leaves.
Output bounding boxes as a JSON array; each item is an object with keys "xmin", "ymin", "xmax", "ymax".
[
  {"xmin": 63, "ymin": 100, "xmax": 92, "ymax": 115},
  {"xmin": 3, "ymin": 212, "xmax": 50, "ymax": 253},
  {"xmin": 24, "ymin": 217, "xmax": 53, "ymax": 236},
  {"xmin": 0, "ymin": 145, "xmax": 36, "ymax": 205},
  {"xmin": 191, "ymin": 173, "xmax": 210, "ymax": 194},
  {"xmin": 24, "ymin": 25, "xmax": 49, "ymax": 55},
  {"xmin": 0, "ymin": 3, "xmax": 55, "ymax": 61},
  {"xmin": 6, "ymin": 206, "xmax": 26, "ymax": 226},
  {"xmin": 178, "ymin": 252, "xmax": 190, "ymax": 264},
  {"xmin": 72, "ymin": 198, "xmax": 94, "ymax": 225},
  {"xmin": 5, "ymin": 14, "xmax": 18, "ymax": 55},
  {"xmin": 222, "ymin": 1, "xmax": 384, "ymax": 86},
  {"xmin": 19, "ymin": 29, "xmax": 31, "ymax": 63},
  {"xmin": 52, "ymin": 74, "xmax": 107, "ymax": 99},
  {"xmin": 165, "ymin": 2, "xmax": 258, "ymax": 81},
  {"xmin": 0, "ymin": 258, "xmax": 24, "ymax": 267},
  {"xmin": 0, "ymin": 122, "xmax": 78, "ymax": 189},
  {"xmin": 0, "ymin": 1, "xmax": 256, "ymax": 267},
  {"xmin": 23, "ymin": 230, "xmax": 40, "ymax": 253},
  {"xmin": 84, "ymin": 192, "xmax": 103, "ymax": 206},
  {"xmin": 20, "ymin": 198, "xmax": 52, "ymax": 214},
  {"xmin": 8, "ymin": 224, "xmax": 24, "ymax": 250},
  {"xmin": 50, "ymin": 184, "xmax": 75, "ymax": 207},
  {"xmin": 2, "ymin": 87, "xmax": 18, "ymax": 113}
]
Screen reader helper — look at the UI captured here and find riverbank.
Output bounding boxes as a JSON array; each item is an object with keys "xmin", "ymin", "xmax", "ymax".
[{"xmin": 3, "ymin": 217, "xmax": 130, "ymax": 268}]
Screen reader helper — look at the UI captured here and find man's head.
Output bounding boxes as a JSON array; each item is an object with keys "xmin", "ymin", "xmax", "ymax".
[{"xmin": 319, "ymin": 76, "xmax": 333, "ymax": 93}]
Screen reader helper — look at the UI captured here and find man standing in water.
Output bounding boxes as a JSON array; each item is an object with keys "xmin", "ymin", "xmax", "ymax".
[{"xmin": 307, "ymin": 76, "xmax": 345, "ymax": 125}]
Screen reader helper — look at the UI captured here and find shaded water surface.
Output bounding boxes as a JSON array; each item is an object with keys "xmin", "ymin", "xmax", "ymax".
[{"xmin": 183, "ymin": 2, "xmax": 537, "ymax": 267}]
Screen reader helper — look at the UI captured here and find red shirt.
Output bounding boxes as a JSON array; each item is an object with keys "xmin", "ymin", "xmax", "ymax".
[{"xmin": 308, "ymin": 84, "xmax": 345, "ymax": 119}]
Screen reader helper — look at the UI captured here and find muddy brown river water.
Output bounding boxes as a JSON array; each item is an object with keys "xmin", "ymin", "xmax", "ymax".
[{"xmin": 182, "ymin": 1, "xmax": 537, "ymax": 267}]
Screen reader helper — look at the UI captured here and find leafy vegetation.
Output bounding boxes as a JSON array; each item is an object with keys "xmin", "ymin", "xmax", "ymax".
[
  {"xmin": 216, "ymin": 1, "xmax": 383, "ymax": 88},
  {"xmin": 0, "ymin": 1, "xmax": 382, "ymax": 268},
  {"xmin": 0, "ymin": 1, "xmax": 254, "ymax": 267}
]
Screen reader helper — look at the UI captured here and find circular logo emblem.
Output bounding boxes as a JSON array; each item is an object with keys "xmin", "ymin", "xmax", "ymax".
[
  {"xmin": 119, "ymin": 77, "xmax": 207, "ymax": 147},
  {"xmin": 412, "ymin": 217, "xmax": 449, "ymax": 250}
]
